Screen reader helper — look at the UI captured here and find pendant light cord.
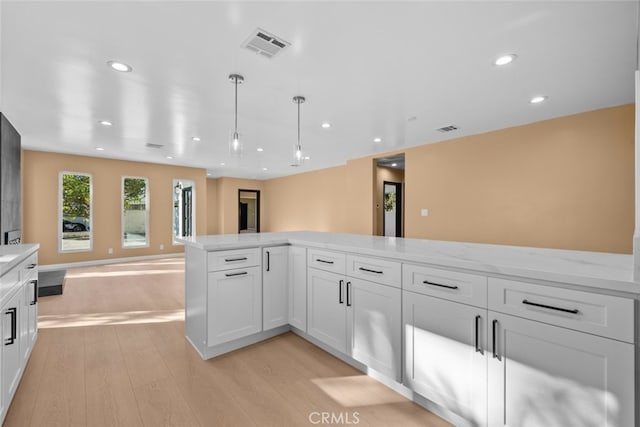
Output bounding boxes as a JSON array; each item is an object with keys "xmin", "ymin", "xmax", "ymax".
[
  {"xmin": 234, "ymin": 77, "xmax": 238, "ymax": 134},
  {"xmin": 297, "ymin": 99, "xmax": 301, "ymax": 147}
]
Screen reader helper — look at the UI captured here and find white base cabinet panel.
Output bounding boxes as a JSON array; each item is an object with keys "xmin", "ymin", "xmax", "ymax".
[
  {"xmin": 2, "ymin": 288, "xmax": 22, "ymax": 421},
  {"xmin": 207, "ymin": 266, "xmax": 262, "ymax": 346},
  {"xmin": 263, "ymin": 246, "xmax": 288, "ymax": 331},
  {"xmin": 404, "ymin": 291, "xmax": 487, "ymax": 426},
  {"xmin": 350, "ymin": 278, "xmax": 401, "ymax": 382},
  {"xmin": 488, "ymin": 312, "xmax": 634, "ymax": 427},
  {"xmin": 288, "ymin": 246, "xmax": 307, "ymax": 331},
  {"xmin": 307, "ymin": 268, "xmax": 347, "ymax": 353}
]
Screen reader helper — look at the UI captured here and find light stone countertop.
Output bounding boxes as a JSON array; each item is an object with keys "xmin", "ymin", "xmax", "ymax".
[
  {"xmin": 179, "ymin": 232, "xmax": 639, "ymax": 295},
  {"xmin": 0, "ymin": 244, "xmax": 38, "ymax": 276}
]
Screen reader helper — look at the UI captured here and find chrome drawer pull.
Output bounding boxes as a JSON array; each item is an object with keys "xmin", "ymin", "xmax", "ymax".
[
  {"xmin": 225, "ymin": 257, "xmax": 247, "ymax": 262},
  {"xmin": 225, "ymin": 271, "xmax": 248, "ymax": 277},
  {"xmin": 316, "ymin": 259, "xmax": 334, "ymax": 264},
  {"xmin": 359, "ymin": 267, "xmax": 383, "ymax": 274},
  {"xmin": 422, "ymin": 280, "xmax": 458, "ymax": 290},
  {"xmin": 522, "ymin": 299, "xmax": 579, "ymax": 314}
]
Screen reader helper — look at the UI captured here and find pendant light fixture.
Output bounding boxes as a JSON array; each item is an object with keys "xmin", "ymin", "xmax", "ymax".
[
  {"xmin": 229, "ymin": 73, "xmax": 244, "ymax": 157},
  {"xmin": 291, "ymin": 95, "xmax": 305, "ymax": 167}
]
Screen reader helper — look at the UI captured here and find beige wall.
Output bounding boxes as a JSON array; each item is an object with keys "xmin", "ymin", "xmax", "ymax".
[
  {"xmin": 404, "ymin": 104, "xmax": 634, "ymax": 253},
  {"xmin": 23, "ymin": 150, "xmax": 207, "ymax": 265},
  {"xmin": 345, "ymin": 157, "xmax": 376, "ymax": 235},
  {"xmin": 206, "ymin": 177, "xmax": 218, "ymax": 235},
  {"xmin": 263, "ymin": 165, "xmax": 349, "ymax": 232},
  {"xmin": 375, "ymin": 166, "xmax": 405, "ymax": 236}
]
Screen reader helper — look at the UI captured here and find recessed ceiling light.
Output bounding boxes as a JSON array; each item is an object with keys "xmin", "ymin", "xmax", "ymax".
[
  {"xmin": 530, "ymin": 95, "xmax": 548, "ymax": 104},
  {"xmin": 257, "ymin": 147, "xmax": 264, "ymax": 152},
  {"xmin": 262, "ymin": 167, "xmax": 268, "ymax": 171},
  {"xmin": 220, "ymin": 162, "xmax": 225, "ymax": 166},
  {"xmin": 494, "ymin": 54, "xmax": 517, "ymax": 66},
  {"xmin": 192, "ymin": 137, "xmax": 201, "ymax": 142},
  {"xmin": 107, "ymin": 60, "xmax": 132, "ymax": 72},
  {"xmin": 166, "ymin": 156, "xmax": 173, "ymax": 160},
  {"xmin": 391, "ymin": 163, "xmax": 397, "ymax": 167},
  {"xmin": 321, "ymin": 122, "xmax": 332, "ymax": 129},
  {"xmin": 95, "ymin": 147, "xmax": 104, "ymax": 151},
  {"xmin": 206, "ymin": 173, "xmax": 212, "ymax": 176},
  {"xmin": 373, "ymin": 137, "xmax": 382, "ymax": 143},
  {"xmin": 98, "ymin": 120, "xmax": 113, "ymax": 126},
  {"xmin": 304, "ymin": 156, "xmax": 310, "ymax": 160}
]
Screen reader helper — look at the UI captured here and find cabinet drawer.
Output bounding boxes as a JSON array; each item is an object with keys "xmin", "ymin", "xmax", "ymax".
[
  {"xmin": 208, "ymin": 248, "xmax": 260, "ymax": 272},
  {"xmin": 346, "ymin": 255, "xmax": 401, "ymax": 288},
  {"xmin": 307, "ymin": 248, "xmax": 346, "ymax": 274},
  {"xmin": 488, "ymin": 277, "xmax": 634, "ymax": 343},
  {"xmin": 403, "ymin": 264, "xmax": 487, "ymax": 308},
  {"xmin": 20, "ymin": 254, "xmax": 38, "ymax": 282}
]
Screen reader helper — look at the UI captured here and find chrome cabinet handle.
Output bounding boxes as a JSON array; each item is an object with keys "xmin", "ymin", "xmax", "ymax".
[
  {"xmin": 492, "ymin": 319, "xmax": 500, "ymax": 360},
  {"xmin": 225, "ymin": 271, "xmax": 248, "ymax": 277},
  {"xmin": 475, "ymin": 315, "xmax": 483, "ymax": 354},
  {"xmin": 422, "ymin": 280, "xmax": 458, "ymax": 290},
  {"xmin": 522, "ymin": 299, "xmax": 579, "ymax": 314},
  {"xmin": 359, "ymin": 267, "xmax": 383, "ymax": 274}
]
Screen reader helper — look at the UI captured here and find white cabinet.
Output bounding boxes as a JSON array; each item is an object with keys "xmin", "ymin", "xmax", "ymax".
[
  {"xmin": 207, "ymin": 266, "xmax": 262, "ymax": 346},
  {"xmin": 404, "ymin": 291, "xmax": 487, "ymax": 426},
  {"xmin": 307, "ymin": 254, "xmax": 402, "ymax": 381},
  {"xmin": 263, "ymin": 246, "xmax": 288, "ymax": 331},
  {"xmin": 487, "ymin": 312, "xmax": 634, "ymax": 427},
  {"xmin": 288, "ymin": 246, "xmax": 307, "ymax": 331},
  {"xmin": 23, "ymin": 277, "xmax": 38, "ymax": 362},
  {"xmin": 307, "ymin": 268, "xmax": 347, "ymax": 353},
  {"xmin": 350, "ymin": 278, "xmax": 401, "ymax": 381},
  {"xmin": 2, "ymin": 288, "xmax": 22, "ymax": 421}
]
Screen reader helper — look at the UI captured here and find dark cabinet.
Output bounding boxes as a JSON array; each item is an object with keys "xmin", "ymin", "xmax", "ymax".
[{"xmin": 0, "ymin": 113, "xmax": 21, "ymax": 244}]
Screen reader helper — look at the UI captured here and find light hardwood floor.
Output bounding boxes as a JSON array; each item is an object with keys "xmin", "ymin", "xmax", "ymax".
[{"xmin": 4, "ymin": 257, "xmax": 451, "ymax": 427}]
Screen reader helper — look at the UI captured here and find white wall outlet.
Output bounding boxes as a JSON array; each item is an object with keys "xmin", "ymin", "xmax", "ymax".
[
  {"xmin": 108, "ymin": 248, "xmax": 113, "ymax": 254},
  {"xmin": 421, "ymin": 208, "xmax": 429, "ymax": 217},
  {"xmin": 160, "ymin": 244, "xmax": 164, "ymax": 250}
]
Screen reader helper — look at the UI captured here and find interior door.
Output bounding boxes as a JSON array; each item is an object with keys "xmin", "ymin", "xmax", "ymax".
[{"xmin": 239, "ymin": 203, "xmax": 248, "ymax": 230}]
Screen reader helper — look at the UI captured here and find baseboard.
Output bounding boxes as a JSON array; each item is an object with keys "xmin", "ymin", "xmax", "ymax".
[{"xmin": 39, "ymin": 253, "xmax": 185, "ymax": 272}]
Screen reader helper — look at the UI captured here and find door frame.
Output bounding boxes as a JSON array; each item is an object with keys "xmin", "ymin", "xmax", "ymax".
[
  {"xmin": 382, "ymin": 181, "xmax": 403, "ymax": 237},
  {"xmin": 238, "ymin": 189, "xmax": 260, "ymax": 233}
]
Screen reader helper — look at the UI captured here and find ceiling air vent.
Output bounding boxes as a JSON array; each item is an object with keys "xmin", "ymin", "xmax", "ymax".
[
  {"xmin": 242, "ymin": 28, "xmax": 290, "ymax": 59},
  {"xmin": 436, "ymin": 125, "xmax": 459, "ymax": 133},
  {"xmin": 145, "ymin": 142, "xmax": 164, "ymax": 149}
]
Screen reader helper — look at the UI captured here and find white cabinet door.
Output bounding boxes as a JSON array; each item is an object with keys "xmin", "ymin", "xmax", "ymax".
[
  {"xmin": 348, "ymin": 278, "xmax": 401, "ymax": 381},
  {"xmin": 2, "ymin": 289, "xmax": 22, "ymax": 418},
  {"xmin": 263, "ymin": 246, "xmax": 289, "ymax": 331},
  {"xmin": 288, "ymin": 246, "xmax": 307, "ymax": 332},
  {"xmin": 307, "ymin": 268, "xmax": 347, "ymax": 353},
  {"xmin": 404, "ymin": 291, "xmax": 488, "ymax": 427},
  {"xmin": 207, "ymin": 266, "xmax": 262, "ymax": 346},
  {"xmin": 488, "ymin": 312, "xmax": 634, "ymax": 427},
  {"xmin": 22, "ymin": 278, "xmax": 38, "ymax": 363}
]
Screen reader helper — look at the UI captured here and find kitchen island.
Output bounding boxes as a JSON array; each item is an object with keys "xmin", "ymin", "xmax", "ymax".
[{"xmin": 181, "ymin": 232, "xmax": 638, "ymax": 427}]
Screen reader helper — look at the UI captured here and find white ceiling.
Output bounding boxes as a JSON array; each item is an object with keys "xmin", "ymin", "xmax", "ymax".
[{"xmin": 1, "ymin": 1, "xmax": 637, "ymax": 179}]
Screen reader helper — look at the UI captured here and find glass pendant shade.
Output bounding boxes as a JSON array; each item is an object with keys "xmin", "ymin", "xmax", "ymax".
[
  {"xmin": 292, "ymin": 95, "xmax": 306, "ymax": 167},
  {"xmin": 228, "ymin": 73, "xmax": 244, "ymax": 157}
]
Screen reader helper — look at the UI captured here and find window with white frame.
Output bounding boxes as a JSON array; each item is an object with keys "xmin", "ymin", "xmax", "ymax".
[
  {"xmin": 59, "ymin": 172, "xmax": 92, "ymax": 252},
  {"xmin": 122, "ymin": 176, "xmax": 149, "ymax": 248}
]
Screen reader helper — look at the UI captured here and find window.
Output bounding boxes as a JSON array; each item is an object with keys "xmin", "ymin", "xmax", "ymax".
[
  {"xmin": 59, "ymin": 172, "xmax": 92, "ymax": 252},
  {"xmin": 122, "ymin": 176, "xmax": 149, "ymax": 248},
  {"xmin": 173, "ymin": 179, "xmax": 195, "ymax": 243}
]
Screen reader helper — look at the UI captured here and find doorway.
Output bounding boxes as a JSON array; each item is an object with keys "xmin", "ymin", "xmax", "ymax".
[
  {"xmin": 172, "ymin": 179, "xmax": 196, "ymax": 243},
  {"xmin": 238, "ymin": 189, "xmax": 260, "ymax": 233},
  {"xmin": 383, "ymin": 181, "xmax": 403, "ymax": 237}
]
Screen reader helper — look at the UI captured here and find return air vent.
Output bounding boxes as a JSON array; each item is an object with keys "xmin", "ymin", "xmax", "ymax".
[
  {"xmin": 145, "ymin": 142, "xmax": 164, "ymax": 149},
  {"xmin": 436, "ymin": 125, "xmax": 459, "ymax": 133},
  {"xmin": 242, "ymin": 28, "xmax": 290, "ymax": 59}
]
